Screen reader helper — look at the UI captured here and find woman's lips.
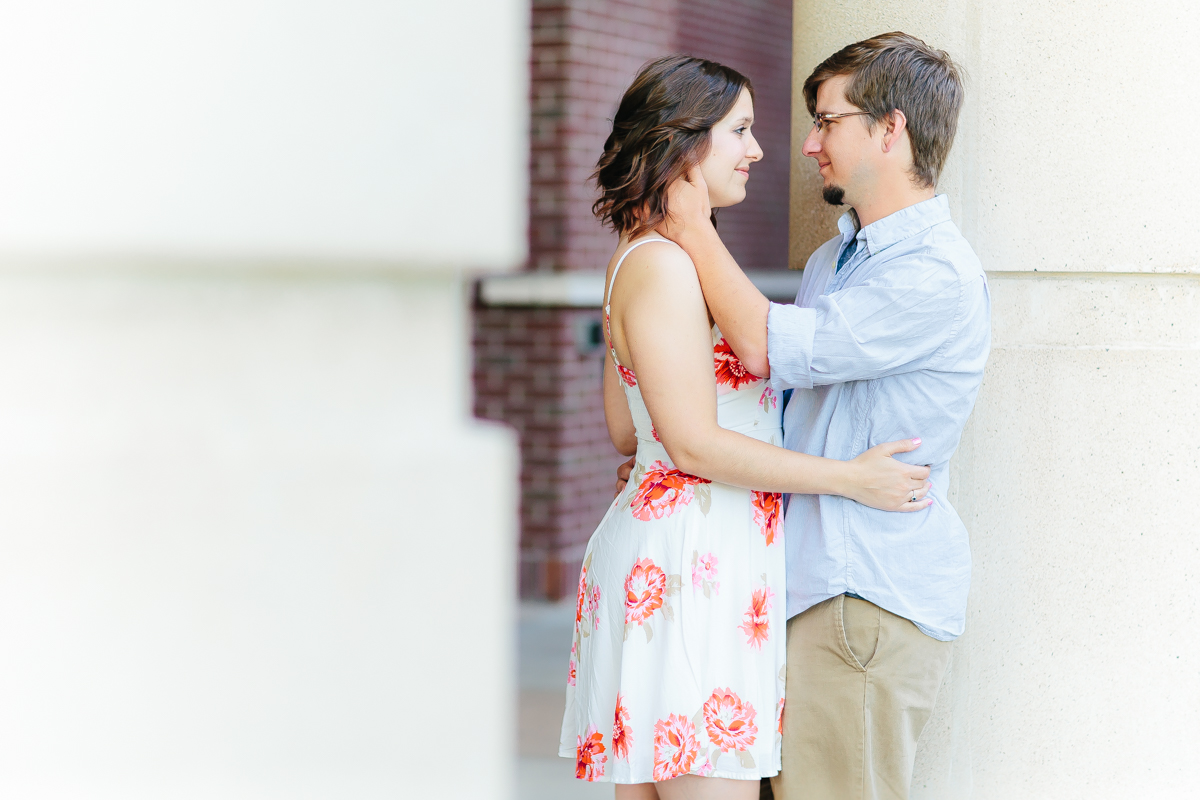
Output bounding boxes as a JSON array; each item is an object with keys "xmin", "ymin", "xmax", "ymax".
[{"xmin": 735, "ymin": 168, "xmax": 749, "ymax": 178}]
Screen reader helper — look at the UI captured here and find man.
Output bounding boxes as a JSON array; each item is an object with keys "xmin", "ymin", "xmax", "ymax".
[{"xmin": 623, "ymin": 32, "xmax": 991, "ymax": 799}]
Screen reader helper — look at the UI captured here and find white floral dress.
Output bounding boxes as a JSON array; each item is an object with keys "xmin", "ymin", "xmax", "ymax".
[{"xmin": 560, "ymin": 237, "xmax": 786, "ymax": 784}]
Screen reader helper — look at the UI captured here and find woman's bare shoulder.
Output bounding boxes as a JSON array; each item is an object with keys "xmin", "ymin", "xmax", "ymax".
[{"xmin": 609, "ymin": 239, "xmax": 699, "ymax": 297}]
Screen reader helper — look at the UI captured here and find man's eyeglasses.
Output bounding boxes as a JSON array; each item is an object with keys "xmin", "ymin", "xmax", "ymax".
[{"xmin": 811, "ymin": 111, "xmax": 872, "ymax": 133}]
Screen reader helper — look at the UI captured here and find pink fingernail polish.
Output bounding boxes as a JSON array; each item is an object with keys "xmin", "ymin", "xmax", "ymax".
[{"xmin": 912, "ymin": 437, "xmax": 922, "ymax": 445}]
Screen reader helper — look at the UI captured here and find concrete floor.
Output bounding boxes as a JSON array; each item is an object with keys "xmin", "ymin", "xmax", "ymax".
[{"xmin": 518, "ymin": 600, "xmax": 612, "ymax": 799}]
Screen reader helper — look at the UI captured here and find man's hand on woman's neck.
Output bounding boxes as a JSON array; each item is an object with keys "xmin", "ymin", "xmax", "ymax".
[{"xmin": 658, "ymin": 167, "xmax": 772, "ymax": 378}]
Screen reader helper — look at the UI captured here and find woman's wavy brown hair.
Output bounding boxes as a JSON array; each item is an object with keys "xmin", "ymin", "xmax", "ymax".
[{"xmin": 593, "ymin": 55, "xmax": 753, "ymax": 238}]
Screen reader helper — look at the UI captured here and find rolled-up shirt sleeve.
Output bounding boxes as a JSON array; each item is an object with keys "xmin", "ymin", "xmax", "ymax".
[
  {"xmin": 767, "ymin": 302, "xmax": 817, "ymax": 390},
  {"xmin": 768, "ymin": 256, "xmax": 961, "ymax": 389}
]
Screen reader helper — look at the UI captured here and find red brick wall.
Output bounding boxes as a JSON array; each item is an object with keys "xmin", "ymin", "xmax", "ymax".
[
  {"xmin": 474, "ymin": 306, "xmax": 621, "ymax": 599},
  {"xmin": 475, "ymin": 0, "xmax": 793, "ymax": 600},
  {"xmin": 529, "ymin": 0, "xmax": 678, "ymax": 274},
  {"xmin": 530, "ymin": 0, "xmax": 792, "ymax": 274},
  {"xmin": 678, "ymin": 0, "xmax": 793, "ymax": 271}
]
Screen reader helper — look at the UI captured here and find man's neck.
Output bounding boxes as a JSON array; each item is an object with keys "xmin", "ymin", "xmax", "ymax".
[{"xmin": 850, "ymin": 184, "xmax": 936, "ymax": 228}]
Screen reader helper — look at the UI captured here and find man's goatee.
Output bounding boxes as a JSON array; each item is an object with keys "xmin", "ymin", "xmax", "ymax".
[{"xmin": 823, "ymin": 186, "xmax": 845, "ymax": 206}]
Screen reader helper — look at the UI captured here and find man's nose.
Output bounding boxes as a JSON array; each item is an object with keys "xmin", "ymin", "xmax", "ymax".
[{"xmin": 801, "ymin": 129, "xmax": 821, "ymax": 157}]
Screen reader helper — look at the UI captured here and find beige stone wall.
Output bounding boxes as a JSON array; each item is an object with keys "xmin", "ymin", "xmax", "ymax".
[{"xmin": 791, "ymin": 3, "xmax": 1200, "ymax": 796}]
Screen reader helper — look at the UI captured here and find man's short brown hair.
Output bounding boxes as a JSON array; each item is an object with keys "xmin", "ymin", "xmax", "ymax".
[{"xmin": 804, "ymin": 32, "xmax": 963, "ymax": 188}]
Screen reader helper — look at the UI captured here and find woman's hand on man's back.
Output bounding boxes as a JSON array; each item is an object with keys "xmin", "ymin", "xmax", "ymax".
[{"xmin": 842, "ymin": 438, "xmax": 933, "ymax": 511}]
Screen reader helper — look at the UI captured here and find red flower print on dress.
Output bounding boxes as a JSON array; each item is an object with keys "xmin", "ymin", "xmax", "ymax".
[
  {"xmin": 617, "ymin": 364, "xmax": 638, "ymax": 387},
  {"xmin": 752, "ymin": 491, "xmax": 783, "ymax": 546},
  {"xmin": 567, "ymin": 640, "xmax": 577, "ymax": 687},
  {"xmin": 759, "ymin": 385, "xmax": 778, "ymax": 412},
  {"xmin": 576, "ymin": 724, "xmax": 607, "ymax": 781},
  {"xmin": 631, "ymin": 460, "xmax": 710, "ymax": 521},
  {"xmin": 703, "ymin": 688, "xmax": 758, "ymax": 752},
  {"xmin": 587, "ymin": 584, "xmax": 602, "ymax": 631},
  {"xmin": 574, "ymin": 563, "xmax": 588, "ymax": 628},
  {"xmin": 574, "ymin": 555, "xmax": 600, "ymax": 636},
  {"xmin": 739, "ymin": 584, "xmax": 775, "ymax": 649},
  {"xmin": 653, "ymin": 713, "xmax": 699, "ymax": 781},
  {"xmin": 612, "ymin": 694, "xmax": 632, "ymax": 761},
  {"xmin": 624, "ymin": 558, "xmax": 667, "ymax": 625},
  {"xmin": 651, "ymin": 425, "xmax": 660, "ymax": 442},
  {"xmin": 714, "ymin": 337, "xmax": 761, "ymax": 390},
  {"xmin": 777, "ymin": 698, "xmax": 785, "ymax": 735}
]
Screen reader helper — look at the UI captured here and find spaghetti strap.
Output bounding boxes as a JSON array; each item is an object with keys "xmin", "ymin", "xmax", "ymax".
[
  {"xmin": 604, "ymin": 237, "xmax": 670, "ymax": 309},
  {"xmin": 604, "ymin": 236, "xmax": 670, "ymax": 376}
]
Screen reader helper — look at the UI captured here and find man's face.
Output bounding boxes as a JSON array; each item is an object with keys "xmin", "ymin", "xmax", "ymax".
[{"xmin": 801, "ymin": 75, "xmax": 876, "ymax": 207}]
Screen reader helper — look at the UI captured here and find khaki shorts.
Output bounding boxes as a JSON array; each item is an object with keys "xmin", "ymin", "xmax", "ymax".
[{"xmin": 771, "ymin": 595, "xmax": 952, "ymax": 800}]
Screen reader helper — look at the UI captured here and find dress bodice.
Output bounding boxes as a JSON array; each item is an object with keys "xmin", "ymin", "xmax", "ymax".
[
  {"xmin": 603, "ymin": 237, "xmax": 782, "ymax": 454},
  {"xmin": 613, "ymin": 324, "xmax": 782, "ymax": 449}
]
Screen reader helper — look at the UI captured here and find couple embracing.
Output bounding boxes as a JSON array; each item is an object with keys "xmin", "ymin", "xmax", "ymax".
[{"xmin": 561, "ymin": 32, "xmax": 991, "ymax": 800}]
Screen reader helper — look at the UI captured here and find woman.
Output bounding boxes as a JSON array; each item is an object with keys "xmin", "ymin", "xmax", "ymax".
[{"xmin": 559, "ymin": 55, "xmax": 932, "ymax": 799}]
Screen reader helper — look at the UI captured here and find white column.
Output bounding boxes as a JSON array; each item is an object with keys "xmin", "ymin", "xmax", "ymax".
[
  {"xmin": 791, "ymin": 3, "xmax": 1200, "ymax": 797},
  {"xmin": 0, "ymin": 2, "xmax": 526, "ymax": 798}
]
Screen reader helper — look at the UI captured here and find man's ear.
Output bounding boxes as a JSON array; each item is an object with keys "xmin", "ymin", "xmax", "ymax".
[{"xmin": 881, "ymin": 109, "xmax": 908, "ymax": 154}]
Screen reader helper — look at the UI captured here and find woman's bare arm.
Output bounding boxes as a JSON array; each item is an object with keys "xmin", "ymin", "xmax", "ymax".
[
  {"xmin": 658, "ymin": 167, "xmax": 770, "ymax": 377},
  {"xmin": 610, "ymin": 241, "xmax": 930, "ymax": 509}
]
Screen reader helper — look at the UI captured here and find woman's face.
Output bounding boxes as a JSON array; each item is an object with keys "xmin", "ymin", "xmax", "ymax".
[{"xmin": 699, "ymin": 88, "xmax": 763, "ymax": 208}]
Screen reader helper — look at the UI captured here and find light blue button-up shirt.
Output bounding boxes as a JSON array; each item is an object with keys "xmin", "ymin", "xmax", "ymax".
[{"xmin": 767, "ymin": 195, "xmax": 990, "ymax": 640}]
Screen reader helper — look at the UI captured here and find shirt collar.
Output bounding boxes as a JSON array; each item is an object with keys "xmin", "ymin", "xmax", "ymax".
[
  {"xmin": 835, "ymin": 194, "xmax": 951, "ymax": 257},
  {"xmin": 836, "ymin": 208, "xmax": 861, "ymax": 242}
]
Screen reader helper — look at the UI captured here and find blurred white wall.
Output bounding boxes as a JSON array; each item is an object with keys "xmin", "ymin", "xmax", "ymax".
[
  {"xmin": 792, "ymin": 2, "xmax": 1200, "ymax": 798},
  {"xmin": 0, "ymin": 2, "xmax": 525, "ymax": 798},
  {"xmin": 0, "ymin": 0, "xmax": 527, "ymax": 267}
]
